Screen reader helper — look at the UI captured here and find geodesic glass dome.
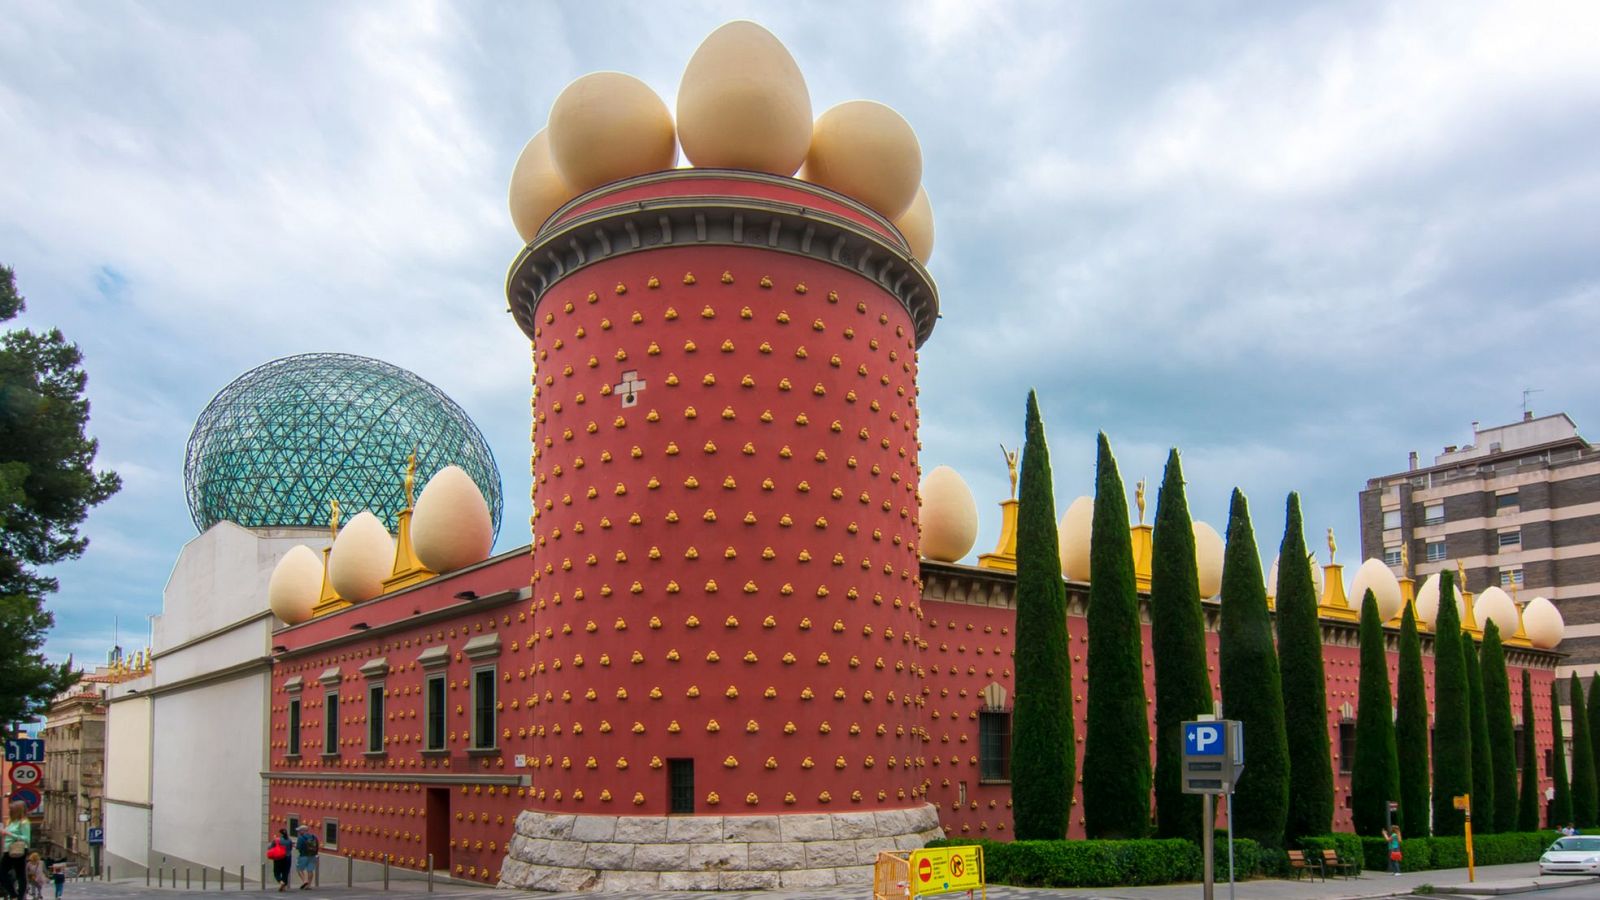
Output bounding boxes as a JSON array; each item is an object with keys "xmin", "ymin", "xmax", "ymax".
[{"xmin": 184, "ymin": 352, "xmax": 502, "ymax": 538}]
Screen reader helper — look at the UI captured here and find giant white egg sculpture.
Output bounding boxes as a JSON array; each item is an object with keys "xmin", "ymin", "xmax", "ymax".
[
  {"xmin": 508, "ymin": 129, "xmax": 575, "ymax": 242},
  {"xmin": 413, "ymin": 465, "xmax": 494, "ymax": 574},
  {"xmin": 1415, "ymin": 572, "xmax": 1465, "ymax": 628},
  {"xmin": 1059, "ymin": 496, "xmax": 1094, "ymax": 582},
  {"xmin": 547, "ymin": 71, "xmax": 677, "ymax": 192},
  {"xmin": 267, "ymin": 545, "xmax": 322, "ymax": 625},
  {"xmin": 1193, "ymin": 521, "xmax": 1224, "ymax": 598},
  {"xmin": 328, "ymin": 510, "xmax": 394, "ymax": 603},
  {"xmin": 1522, "ymin": 596, "xmax": 1564, "ymax": 649},
  {"xmin": 677, "ymin": 21, "xmax": 812, "ymax": 175},
  {"xmin": 801, "ymin": 100, "xmax": 923, "ymax": 220},
  {"xmin": 1348, "ymin": 558, "xmax": 1405, "ymax": 621},
  {"xmin": 1474, "ymin": 586, "xmax": 1518, "ymax": 636},
  {"xmin": 918, "ymin": 466, "xmax": 978, "ymax": 563}
]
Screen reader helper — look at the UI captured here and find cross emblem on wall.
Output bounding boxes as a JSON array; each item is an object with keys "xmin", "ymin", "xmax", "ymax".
[{"xmin": 615, "ymin": 371, "xmax": 646, "ymax": 408}]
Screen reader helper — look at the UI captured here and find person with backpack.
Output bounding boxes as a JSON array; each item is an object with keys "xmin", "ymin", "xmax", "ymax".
[
  {"xmin": 266, "ymin": 829, "xmax": 293, "ymax": 891},
  {"xmin": 293, "ymin": 826, "xmax": 318, "ymax": 889}
]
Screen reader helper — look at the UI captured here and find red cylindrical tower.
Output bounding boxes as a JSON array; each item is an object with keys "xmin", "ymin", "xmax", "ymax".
[{"xmin": 503, "ymin": 170, "xmax": 940, "ymax": 888}]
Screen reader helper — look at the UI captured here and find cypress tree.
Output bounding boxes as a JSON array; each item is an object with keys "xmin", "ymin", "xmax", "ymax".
[
  {"xmin": 1395, "ymin": 602, "xmax": 1431, "ymax": 836},
  {"xmin": 1082, "ymin": 432, "xmax": 1152, "ymax": 839},
  {"xmin": 1518, "ymin": 671, "xmax": 1542, "ymax": 831},
  {"xmin": 1273, "ymin": 493, "xmax": 1334, "ymax": 841},
  {"xmin": 1149, "ymin": 449, "xmax": 1213, "ymax": 842},
  {"xmin": 1431, "ymin": 570, "xmax": 1471, "ymax": 836},
  {"xmin": 1010, "ymin": 391, "xmax": 1074, "ymax": 840},
  {"xmin": 1589, "ymin": 674, "xmax": 1600, "ymax": 815},
  {"xmin": 1351, "ymin": 589, "xmax": 1400, "ymax": 836},
  {"xmin": 1568, "ymin": 674, "xmax": 1598, "ymax": 827},
  {"xmin": 1217, "ymin": 489, "xmax": 1289, "ymax": 847},
  {"xmin": 1479, "ymin": 621, "xmax": 1518, "ymax": 834},
  {"xmin": 1551, "ymin": 676, "xmax": 1573, "ymax": 828},
  {"xmin": 1463, "ymin": 637, "xmax": 1494, "ymax": 832}
]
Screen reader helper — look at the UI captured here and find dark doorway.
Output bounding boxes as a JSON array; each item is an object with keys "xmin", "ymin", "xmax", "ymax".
[{"xmin": 426, "ymin": 788, "xmax": 450, "ymax": 871}]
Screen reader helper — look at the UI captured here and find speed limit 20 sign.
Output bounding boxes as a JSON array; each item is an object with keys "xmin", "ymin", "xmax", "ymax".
[{"xmin": 8, "ymin": 762, "xmax": 41, "ymax": 788}]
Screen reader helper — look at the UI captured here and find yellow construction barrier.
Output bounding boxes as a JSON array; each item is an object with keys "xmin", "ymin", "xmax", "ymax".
[{"xmin": 874, "ymin": 851, "xmax": 911, "ymax": 900}]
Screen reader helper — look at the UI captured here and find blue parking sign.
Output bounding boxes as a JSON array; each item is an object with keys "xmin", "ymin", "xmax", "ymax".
[
  {"xmin": 1184, "ymin": 721, "xmax": 1226, "ymax": 757},
  {"xmin": 87, "ymin": 828, "xmax": 104, "ymax": 846}
]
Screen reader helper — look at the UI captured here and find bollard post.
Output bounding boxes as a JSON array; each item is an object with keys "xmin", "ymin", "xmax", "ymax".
[
  {"xmin": 240, "ymin": 865, "xmax": 245, "ymax": 890},
  {"xmin": 203, "ymin": 868, "xmax": 208, "ymax": 891},
  {"xmin": 146, "ymin": 866, "xmax": 151, "ymax": 887},
  {"xmin": 260, "ymin": 863, "xmax": 266, "ymax": 890},
  {"xmin": 158, "ymin": 867, "xmax": 163, "ymax": 888},
  {"xmin": 346, "ymin": 855, "xmax": 352, "ymax": 888},
  {"xmin": 186, "ymin": 867, "xmax": 191, "ymax": 889},
  {"xmin": 427, "ymin": 855, "xmax": 434, "ymax": 893},
  {"xmin": 383, "ymin": 854, "xmax": 389, "ymax": 891}
]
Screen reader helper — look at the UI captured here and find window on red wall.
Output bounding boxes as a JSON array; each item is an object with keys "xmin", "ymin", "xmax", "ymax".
[{"xmin": 1338, "ymin": 722, "xmax": 1356, "ymax": 774}]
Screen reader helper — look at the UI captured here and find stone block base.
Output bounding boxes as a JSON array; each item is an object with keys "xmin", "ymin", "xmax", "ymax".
[{"xmin": 498, "ymin": 805, "xmax": 942, "ymax": 892}]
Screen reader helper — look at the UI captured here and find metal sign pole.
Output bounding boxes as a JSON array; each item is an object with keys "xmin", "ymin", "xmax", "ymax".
[
  {"xmin": 1202, "ymin": 793, "xmax": 1214, "ymax": 900},
  {"xmin": 1226, "ymin": 790, "xmax": 1236, "ymax": 900}
]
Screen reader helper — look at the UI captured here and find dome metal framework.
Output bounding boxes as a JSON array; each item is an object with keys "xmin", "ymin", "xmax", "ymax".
[{"xmin": 184, "ymin": 352, "xmax": 502, "ymax": 538}]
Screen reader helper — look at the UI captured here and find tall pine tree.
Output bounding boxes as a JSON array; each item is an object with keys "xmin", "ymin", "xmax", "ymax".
[
  {"xmin": 1351, "ymin": 589, "xmax": 1400, "ymax": 836},
  {"xmin": 1009, "ymin": 391, "xmax": 1074, "ymax": 840},
  {"xmin": 1519, "ymin": 671, "xmax": 1543, "ymax": 831},
  {"xmin": 1464, "ymin": 638, "xmax": 1494, "ymax": 831},
  {"xmin": 1149, "ymin": 449, "xmax": 1213, "ymax": 842},
  {"xmin": 1551, "ymin": 676, "xmax": 1573, "ymax": 828},
  {"xmin": 1082, "ymin": 433, "xmax": 1152, "ymax": 838},
  {"xmin": 1431, "ymin": 570, "xmax": 1472, "ymax": 837},
  {"xmin": 1479, "ymin": 621, "xmax": 1518, "ymax": 833},
  {"xmin": 1396, "ymin": 602, "xmax": 1432, "ymax": 836},
  {"xmin": 1568, "ymin": 674, "xmax": 1598, "ymax": 827},
  {"xmin": 1218, "ymin": 489, "xmax": 1289, "ymax": 847},
  {"xmin": 1274, "ymin": 493, "xmax": 1333, "ymax": 841}
]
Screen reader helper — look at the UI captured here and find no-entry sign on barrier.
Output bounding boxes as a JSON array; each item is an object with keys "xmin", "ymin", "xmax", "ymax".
[{"xmin": 907, "ymin": 844, "xmax": 984, "ymax": 897}]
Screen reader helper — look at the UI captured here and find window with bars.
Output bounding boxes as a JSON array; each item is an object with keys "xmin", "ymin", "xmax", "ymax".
[
  {"xmin": 1497, "ymin": 492, "xmax": 1519, "ymax": 513},
  {"xmin": 1498, "ymin": 530, "xmax": 1521, "ymax": 550},
  {"xmin": 425, "ymin": 675, "xmax": 446, "ymax": 751},
  {"xmin": 1384, "ymin": 547, "xmax": 1402, "ymax": 567},
  {"xmin": 1515, "ymin": 725, "xmax": 1526, "ymax": 769},
  {"xmin": 668, "ymin": 759, "xmax": 694, "ymax": 814},
  {"xmin": 1423, "ymin": 502, "xmax": 1445, "ymax": 525},
  {"xmin": 979, "ymin": 711, "xmax": 1011, "ymax": 782},
  {"xmin": 368, "ymin": 683, "xmax": 385, "ymax": 753},
  {"xmin": 1425, "ymin": 541, "xmax": 1447, "ymax": 562},
  {"xmin": 472, "ymin": 666, "xmax": 497, "ymax": 749},
  {"xmin": 1501, "ymin": 568, "xmax": 1525, "ymax": 589},
  {"xmin": 1383, "ymin": 509, "xmax": 1402, "ymax": 530},
  {"xmin": 288, "ymin": 700, "xmax": 301, "ymax": 757},
  {"xmin": 323, "ymin": 691, "xmax": 339, "ymax": 755}
]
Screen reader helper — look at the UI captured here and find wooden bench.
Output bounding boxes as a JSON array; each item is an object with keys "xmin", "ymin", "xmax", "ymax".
[
  {"xmin": 1321, "ymin": 848, "xmax": 1360, "ymax": 879},
  {"xmin": 1287, "ymin": 849, "xmax": 1324, "ymax": 881}
]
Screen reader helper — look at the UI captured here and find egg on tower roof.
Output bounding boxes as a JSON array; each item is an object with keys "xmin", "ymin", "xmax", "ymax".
[
  {"xmin": 547, "ymin": 71, "xmax": 677, "ymax": 192},
  {"xmin": 676, "ymin": 21, "xmax": 813, "ymax": 175},
  {"xmin": 801, "ymin": 100, "xmax": 923, "ymax": 220},
  {"xmin": 267, "ymin": 545, "xmax": 322, "ymax": 625},
  {"xmin": 918, "ymin": 466, "xmax": 978, "ymax": 563},
  {"xmin": 328, "ymin": 510, "xmax": 394, "ymax": 603},
  {"xmin": 412, "ymin": 465, "xmax": 495, "ymax": 574},
  {"xmin": 1347, "ymin": 558, "xmax": 1404, "ymax": 621},
  {"xmin": 1057, "ymin": 496, "xmax": 1094, "ymax": 582}
]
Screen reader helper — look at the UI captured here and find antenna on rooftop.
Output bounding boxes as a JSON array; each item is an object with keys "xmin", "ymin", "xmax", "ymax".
[{"xmin": 1522, "ymin": 388, "xmax": 1543, "ymax": 420}]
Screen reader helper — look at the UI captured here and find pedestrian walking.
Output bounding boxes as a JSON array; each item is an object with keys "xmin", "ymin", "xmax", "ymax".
[
  {"xmin": 1383, "ymin": 825, "xmax": 1403, "ymax": 876},
  {"xmin": 47, "ymin": 861, "xmax": 63, "ymax": 900},
  {"xmin": 2, "ymin": 801, "xmax": 31, "ymax": 900},
  {"xmin": 22, "ymin": 854, "xmax": 43, "ymax": 900},
  {"xmin": 293, "ymin": 826, "xmax": 319, "ymax": 890},
  {"xmin": 266, "ymin": 829, "xmax": 293, "ymax": 891}
]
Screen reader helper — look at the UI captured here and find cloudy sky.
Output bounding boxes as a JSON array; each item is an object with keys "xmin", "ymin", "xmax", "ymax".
[{"xmin": 3, "ymin": 1, "xmax": 1598, "ymax": 665}]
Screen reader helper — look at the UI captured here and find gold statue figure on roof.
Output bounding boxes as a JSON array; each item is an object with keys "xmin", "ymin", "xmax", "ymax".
[
  {"xmin": 1000, "ymin": 443, "xmax": 1018, "ymax": 500},
  {"xmin": 329, "ymin": 499, "xmax": 341, "ymax": 542},
  {"xmin": 404, "ymin": 450, "xmax": 418, "ymax": 508},
  {"xmin": 1327, "ymin": 527, "xmax": 1337, "ymax": 563},
  {"xmin": 1135, "ymin": 479, "xmax": 1146, "ymax": 524}
]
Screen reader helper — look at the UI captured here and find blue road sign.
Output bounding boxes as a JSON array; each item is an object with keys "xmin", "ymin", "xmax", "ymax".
[
  {"xmin": 9, "ymin": 787, "xmax": 41, "ymax": 814},
  {"xmin": 4, "ymin": 739, "xmax": 43, "ymax": 763},
  {"xmin": 1184, "ymin": 721, "xmax": 1226, "ymax": 757},
  {"xmin": 87, "ymin": 827, "xmax": 104, "ymax": 846}
]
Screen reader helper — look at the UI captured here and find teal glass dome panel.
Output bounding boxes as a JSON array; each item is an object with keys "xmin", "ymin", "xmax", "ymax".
[{"xmin": 184, "ymin": 352, "xmax": 502, "ymax": 538}]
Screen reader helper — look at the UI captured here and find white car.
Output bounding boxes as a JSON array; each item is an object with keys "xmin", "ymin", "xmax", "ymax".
[{"xmin": 1539, "ymin": 836, "xmax": 1600, "ymax": 875}]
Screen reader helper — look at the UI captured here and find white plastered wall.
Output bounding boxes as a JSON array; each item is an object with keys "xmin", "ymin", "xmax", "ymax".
[{"xmin": 149, "ymin": 671, "xmax": 268, "ymax": 869}]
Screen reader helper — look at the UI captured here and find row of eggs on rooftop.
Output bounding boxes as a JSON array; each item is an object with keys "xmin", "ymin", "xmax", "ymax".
[
  {"xmin": 918, "ymin": 466, "xmax": 1564, "ymax": 649},
  {"xmin": 509, "ymin": 21, "xmax": 935, "ymax": 263},
  {"xmin": 267, "ymin": 466, "xmax": 495, "ymax": 626}
]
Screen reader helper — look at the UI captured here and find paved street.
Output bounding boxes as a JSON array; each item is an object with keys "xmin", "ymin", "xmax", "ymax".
[{"xmin": 49, "ymin": 861, "xmax": 1599, "ymax": 900}]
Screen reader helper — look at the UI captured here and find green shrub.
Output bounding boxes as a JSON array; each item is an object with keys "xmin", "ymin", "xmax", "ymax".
[
  {"xmin": 1359, "ymin": 830, "xmax": 1558, "ymax": 873},
  {"xmin": 1209, "ymin": 832, "xmax": 1263, "ymax": 878},
  {"xmin": 927, "ymin": 837, "xmax": 1204, "ymax": 887}
]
